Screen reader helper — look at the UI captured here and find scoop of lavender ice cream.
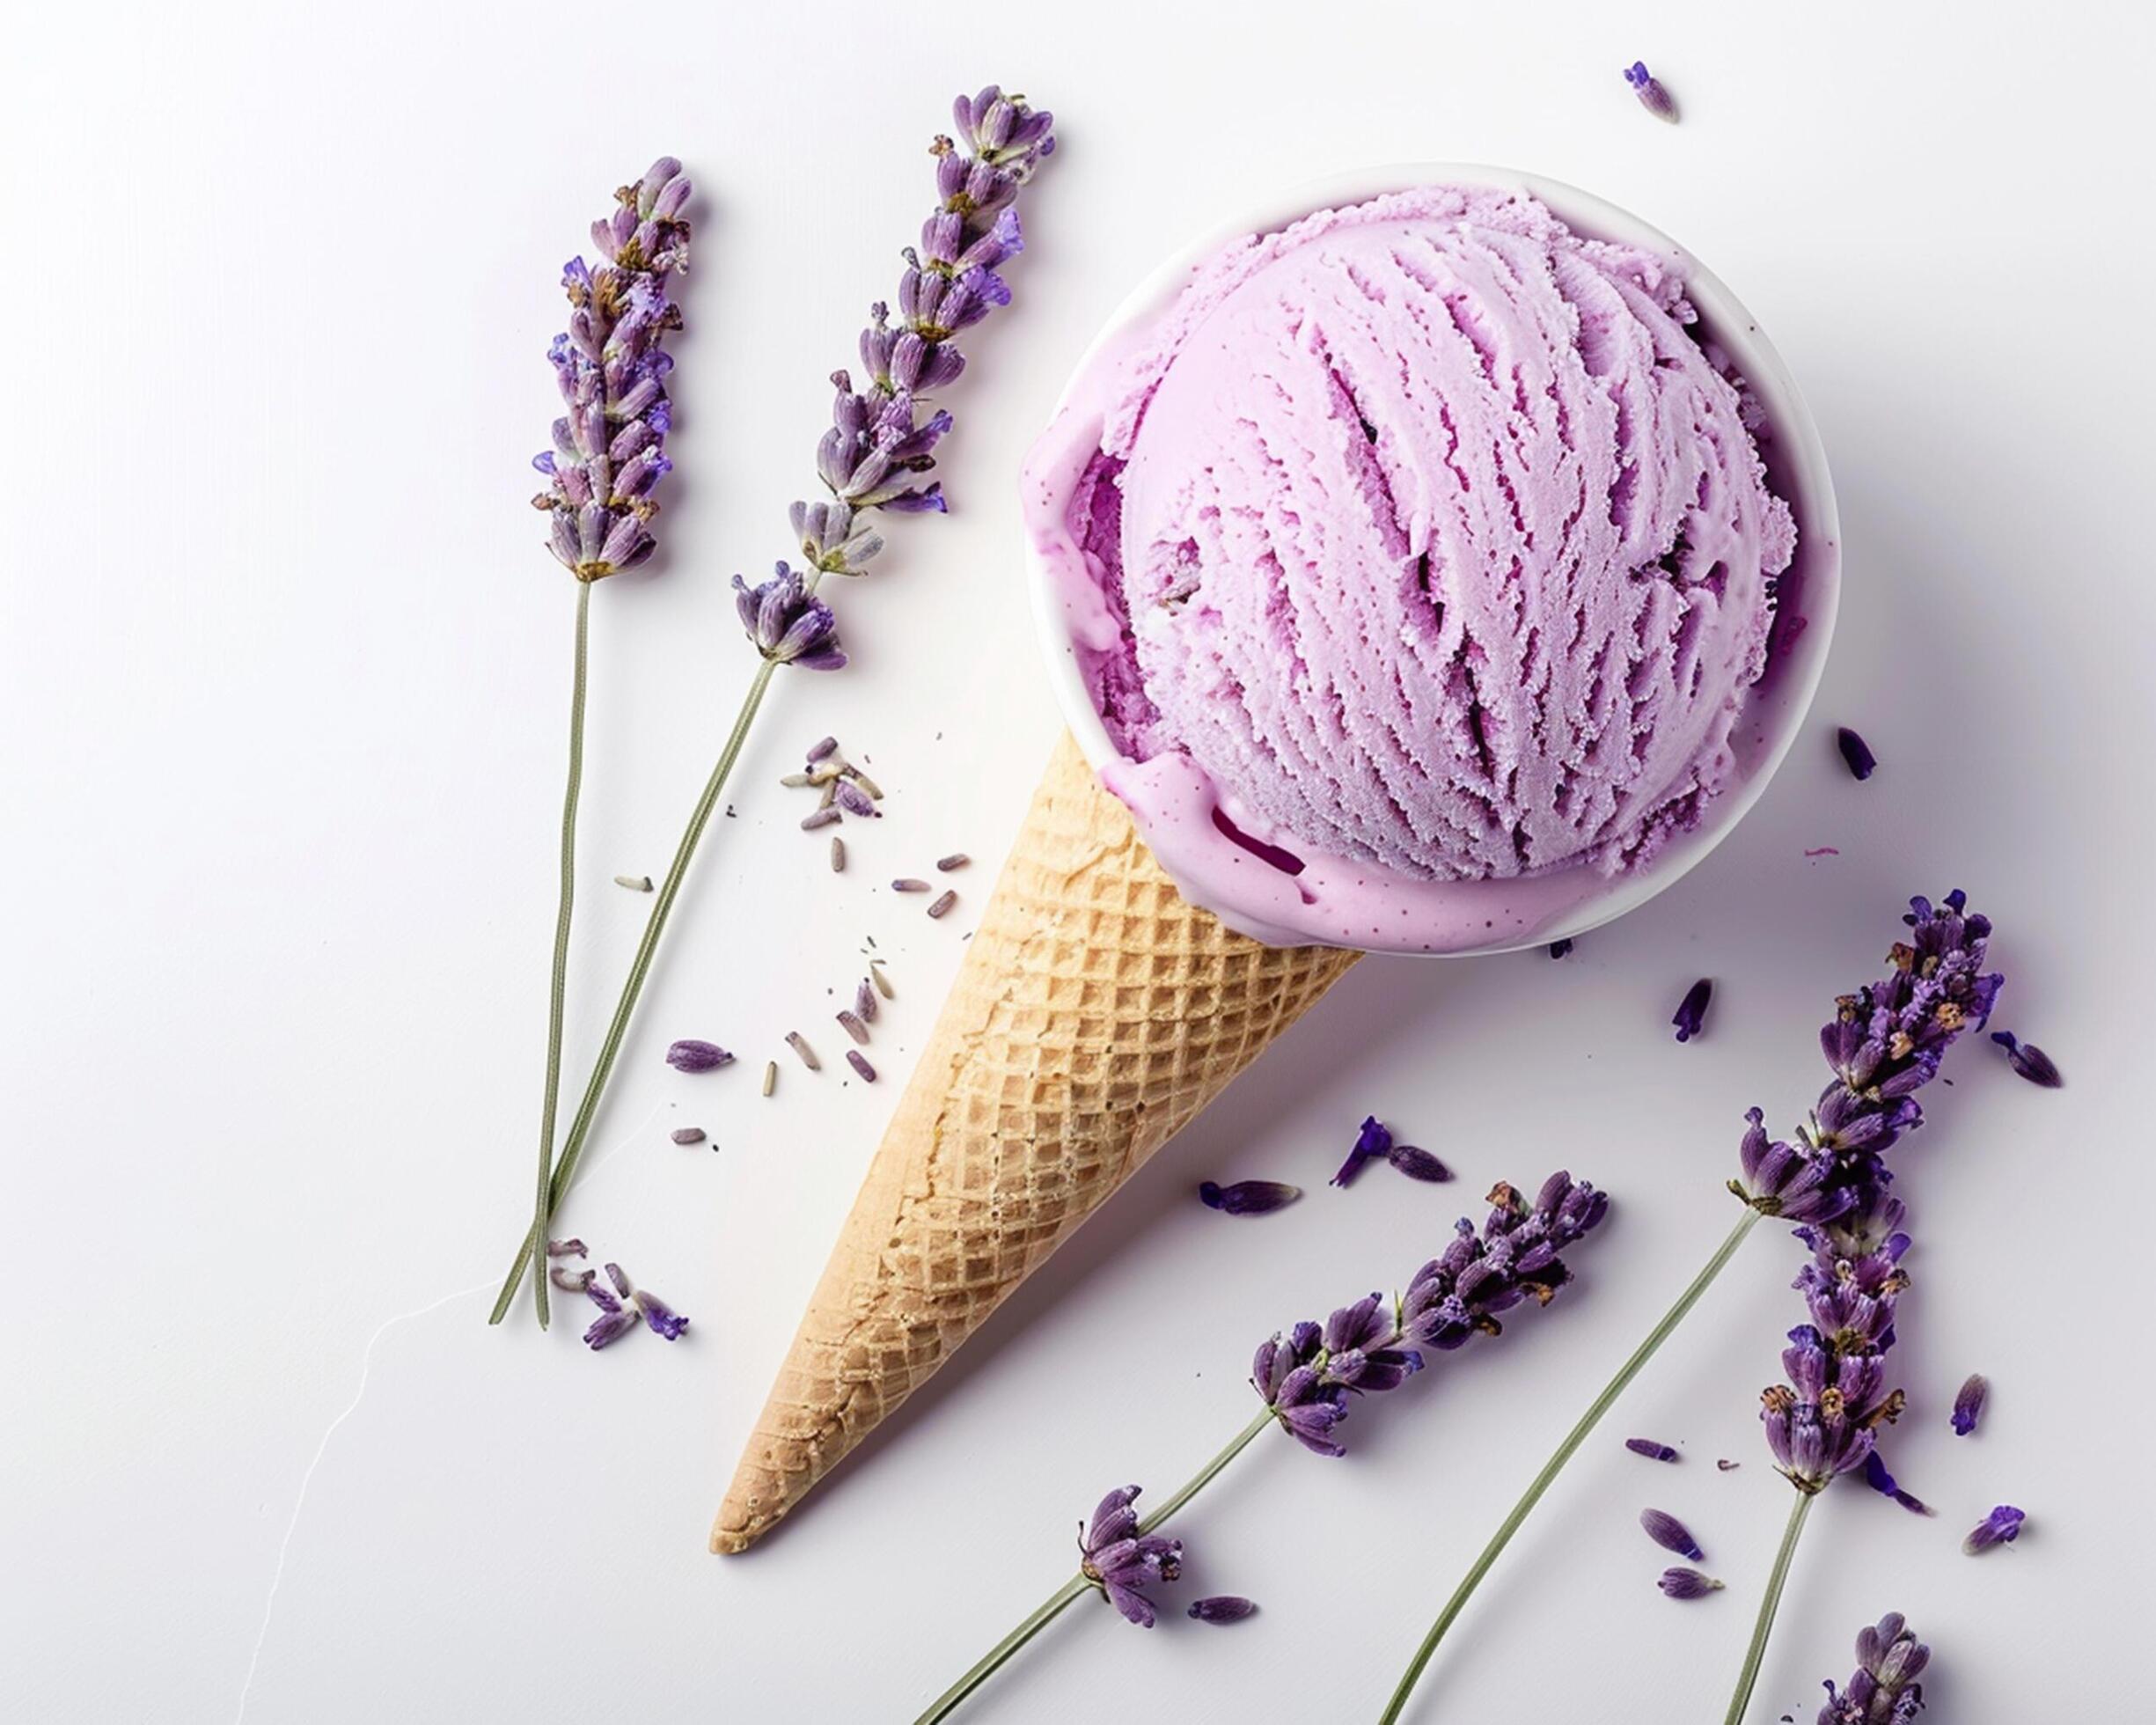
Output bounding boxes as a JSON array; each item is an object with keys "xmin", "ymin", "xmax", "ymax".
[{"xmin": 1063, "ymin": 187, "xmax": 1794, "ymax": 885}]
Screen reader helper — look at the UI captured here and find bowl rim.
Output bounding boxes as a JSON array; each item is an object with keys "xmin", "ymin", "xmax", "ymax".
[{"xmin": 1022, "ymin": 161, "xmax": 1841, "ymax": 953}]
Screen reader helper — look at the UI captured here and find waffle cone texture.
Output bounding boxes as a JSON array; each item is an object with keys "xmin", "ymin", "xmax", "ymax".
[{"xmin": 712, "ymin": 731, "xmax": 1360, "ymax": 1552}]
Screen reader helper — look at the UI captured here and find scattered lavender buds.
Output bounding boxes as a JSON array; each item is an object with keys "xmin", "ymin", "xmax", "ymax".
[
  {"xmin": 1657, "ymin": 1567, "xmax": 1724, "ymax": 1600},
  {"xmin": 1990, "ymin": 1031, "xmax": 2063, "ymax": 1088},
  {"xmin": 1672, "ymin": 978, "xmax": 1713, "ymax": 1043},
  {"xmin": 1640, "ymin": 1508, "xmax": 1705, "ymax": 1561},
  {"xmin": 927, "ymin": 890, "xmax": 957, "ymax": 919},
  {"xmin": 548, "ymin": 1265, "xmax": 595, "ymax": 1293},
  {"xmin": 671, "ymin": 1127, "xmax": 706, "ymax": 1146},
  {"xmin": 1198, "ymin": 1179, "xmax": 1302, "ymax": 1216},
  {"xmin": 1624, "ymin": 60, "xmax": 1678, "ymax": 122},
  {"xmin": 830, "ymin": 836, "xmax": 845, "ymax": 871},
  {"xmin": 1387, "ymin": 1144, "xmax": 1453, "ymax": 1183},
  {"xmin": 936, "ymin": 853, "xmax": 970, "ymax": 871},
  {"xmin": 1820, "ymin": 1611, "xmax": 1928, "ymax": 1724},
  {"xmin": 1836, "ymin": 727, "xmax": 1879, "ymax": 782},
  {"xmin": 1548, "ymin": 938, "xmax": 1574, "ymax": 959},
  {"xmin": 532, "ymin": 158, "xmax": 692, "ymax": 581},
  {"xmin": 1626, "ymin": 1439, "xmax": 1680, "ymax": 1463},
  {"xmin": 546, "ymin": 1238, "xmax": 587, "ymax": 1259},
  {"xmin": 1076, "ymin": 1486, "xmax": 1182, "ymax": 1628},
  {"xmin": 786, "ymin": 1031, "xmax": 821, "ymax": 1070},
  {"xmin": 1962, "ymin": 1504, "xmax": 2025, "ymax": 1555},
  {"xmin": 1251, "ymin": 1172, "xmax": 1609, "ymax": 1455},
  {"xmin": 1331, "ymin": 1115, "xmax": 1392, "ymax": 1187},
  {"xmin": 806, "ymin": 736, "xmax": 839, "ymax": 764},
  {"xmin": 1952, "ymin": 1373, "xmax": 1988, "ymax": 1436},
  {"xmin": 613, "ymin": 874, "xmax": 653, "ymax": 892},
  {"xmin": 1186, "ymin": 1596, "xmax": 1257, "ymax": 1624},
  {"xmin": 892, "ymin": 877, "xmax": 930, "ymax": 892},
  {"xmin": 583, "ymin": 1261, "xmax": 689, "ymax": 1349},
  {"xmin": 1861, "ymin": 1450, "xmax": 1933, "ymax": 1516},
  {"xmin": 665, "ymin": 1039, "xmax": 733, "ymax": 1073},
  {"xmin": 837, "ymin": 1009, "xmax": 870, "ymax": 1045},
  {"xmin": 847, "ymin": 1049, "xmax": 876, "ymax": 1083}
]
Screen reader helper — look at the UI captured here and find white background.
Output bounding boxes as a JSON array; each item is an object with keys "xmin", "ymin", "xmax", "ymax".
[{"xmin": 5, "ymin": 4, "xmax": 2148, "ymax": 1720}]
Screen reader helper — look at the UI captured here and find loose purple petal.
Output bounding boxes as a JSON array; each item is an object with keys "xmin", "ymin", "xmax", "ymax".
[
  {"xmin": 546, "ymin": 1237, "xmax": 588, "ymax": 1259},
  {"xmin": 1626, "ymin": 1438, "xmax": 1680, "ymax": 1463},
  {"xmin": 1623, "ymin": 60, "xmax": 1679, "ymax": 121},
  {"xmin": 1331, "ymin": 1115, "xmax": 1392, "ymax": 1186},
  {"xmin": 847, "ymin": 1049, "xmax": 876, "ymax": 1083},
  {"xmin": 1990, "ymin": 1031, "xmax": 2063, "ymax": 1088},
  {"xmin": 548, "ymin": 1265, "xmax": 595, "ymax": 1293},
  {"xmin": 633, "ymin": 1288, "xmax": 690, "ymax": 1340},
  {"xmin": 1656, "ymin": 1567, "xmax": 1723, "ymax": 1600},
  {"xmin": 666, "ymin": 1039, "xmax": 734, "ymax": 1073},
  {"xmin": 1199, "ymin": 1179, "xmax": 1302, "ymax": 1216},
  {"xmin": 1387, "ymin": 1145, "xmax": 1453, "ymax": 1183},
  {"xmin": 1861, "ymin": 1450, "xmax": 1934, "ymax": 1516},
  {"xmin": 1962, "ymin": 1504, "xmax": 2025, "ymax": 1555},
  {"xmin": 671, "ymin": 1127, "xmax": 707, "ymax": 1145},
  {"xmin": 1187, "ymin": 1596, "xmax": 1257, "ymax": 1623},
  {"xmin": 1836, "ymin": 726, "xmax": 1878, "ymax": 781},
  {"xmin": 1671, "ymin": 979, "xmax": 1713, "ymax": 1043},
  {"xmin": 1952, "ymin": 1373, "xmax": 1988, "ymax": 1436},
  {"xmin": 1640, "ymin": 1508, "xmax": 1704, "ymax": 1560}
]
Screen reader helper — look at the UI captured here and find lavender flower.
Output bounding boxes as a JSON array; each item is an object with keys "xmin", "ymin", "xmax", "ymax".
[
  {"xmin": 1990, "ymin": 1031, "xmax": 2063, "ymax": 1088},
  {"xmin": 1626, "ymin": 1438, "xmax": 1679, "ymax": 1462},
  {"xmin": 1820, "ymin": 1612, "xmax": 1928, "ymax": 1723},
  {"xmin": 1186, "ymin": 1596, "xmax": 1257, "ymax": 1624},
  {"xmin": 1962, "ymin": 1503, "xmax": 2025, "ymax": 1555},
  {"xmin": 532, "ymin": 158, "xmax": 692, "ymax": 581},
  {"xmin": 1332, "ymin": 1115, "xmax": 1391, "ymax": 1186},
  {"xmin": 1251, "ymin": 1173, "xmax": 1608, "ymax": 1454},
  {"xmin": 1198, "ymin": 1179, "xmax": 1302, "ymax": 1216},
  {"xmin": 733, "ymin": 565, "xmax": 847, "ymax": 670},
  {"xmin": 582, "ymin": 1262, "xmax": 689, "ymax": 1349},
  {"xmin": 1952, "ymin": 1373, "xmax": 1988, "ymax": 1436},
  {"xmin": 1860, "ymin": 1450, "xmax": 1932, "ymax": 1516},
  {"xmin": 665, "ymin": 1039, "xmax": 733, "ymax": 1072},
  {"xmin": 1672, "ymin": 978, "xmax": 1713, "ymax": 1042},
  {"xmin": 1624, "ymin": 61, "xmax": 1679, "ymax": 122},
  {"xmin": 1640, "ymin": 1508, "xmax": 1704, "ymax": 1561},
  {"xmin": 1759, "ymin": 1229, "xmax": 1911, "ymax": 1493},
  {"xmin": 1076, "ymin": 1486, "xmax": 1181, "ymax": 1627},
  {"xmin": 1836, "ymin": 727, "xmax": 1879, "ymax": 782},
  {"xmin": 1657, "ymin": 1567, "xmax": 1724, "ymax": 1600}
]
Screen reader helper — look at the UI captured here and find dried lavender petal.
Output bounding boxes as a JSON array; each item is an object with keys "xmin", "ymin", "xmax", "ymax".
[
  {"xmin": 1952, "ymin": 1373, "xmax": 1988, "ymax": 1436},
  {"xmin": 785, "ymin": 1031, "xmax": 821, "ymax": 1071},
  {"xmin": 1387, "ymin": 1144, "xmax": 1453, "ymax": 1183},
  {"xmin": 830, "ymin": 835, "xmax": 846, "ymax": 872},
  {"xmin": 546, "ymin": 1237, "xmax": 588, "ymax": 1259},
  {"xmin": 613, "ymin": 874, "xmax": 653, "ymax": 891},
  {"xmin": 846, "ymin": 768, "xmax": 884, "ymax": 800},
  {"xmin": 1861, "ymin": 1450, "xmax": 1934, "ymax": 1516},
  {"xmin": 846, "ymin": 1049, "xmax": 876, "ymax": 1082},
  {"xmin": 548, "ymin": 1265, "xmax": 596, "ymax": 1294},
  {"xmin": 1626, "ymin": 1438, "xmax": 1679, "ymax": 1463},
  {"xmin": 891, "ymin": 877, "xmax": 930, "ymax": 892},
  {"xmin": 869, "ymin": 964, "xmax": 895, "ymax": 1000},
  {"xmin": 1186, "ymin": 1597, "xmax": 1257, "ymax": 1624},
  {"xmin": 832, "ymin": 779, "xmax": 878, "ymax": 818},
  {"xmin": 671, "ymin": 1127, "xmax": 706, "ymax": 1145},
  {"xmin": 936, "ymin": 853, "xmax": 970, "ymax": 871},
  {"xmin": 779, "ymin": 772, "xmax": 816, "ymax": 788},
  {"xmin": 1640, "ymin": 1508, "xmax": 1704, "ymax": 1560},
  {"xmin": 855, "ymin": 978, "xmax": 879, "ymax": 1023},
  {"xmin": 805, "ymin": 736, "xmax": 839, "ymax": 764},
  {"xmin": 927, "ymin": 890, "xmax": 957, "ymax": 919},
  {"xmin": 1671, "ymin": 978, "xmax": 1712, "ymax": 1043},
  {"xmin": 1962, "ymin": 1504, "xmax": 2025, "ymax": 1554},
  {"xmin": 1990, "ymin": 1031, "xmax": 2063, "ymax": 1088},
  {"xmin": 837, "ymin": 1009, "xmax": 870, "ymax": 1045},
  {"xmin": 1331, "ymin": 1115, "xmax": 1391, "ymax": 1187},
  {"xmin": 632, "ymin": 1287, "xmax": 689, "ymax": 1341},
  {"xmin": 1623, "ymin": 60, "xmax": 1678, "ymax": 121},
  {"xmin": 1547, "ymin": 938, "xmax": 1574, "ymax": 959},
  {"xmin": 1197, "ymin": 1179, "xmax": 1302, "ymax": 1216},
  {"xmin": 761, "ymin": 1061, "xmax": 777, "ymax": 1097},
  {"xmin": 666, "ymin": 1039, "xmax": 733, "ymax": 1073},
  {"xmin": 1716, "ymin": 1459, "xmax": 1741, "ymax": 1472},
  {"xmin": 1835, "ymin": 726, "xmax": 1878, "ymax": 781},
  {"xmin": 1655, "ymin": 1567, "xmax": 1722, "ymax": 1600},
  {"xmin": 801, "ymin": 806, "xmax": 842, "ymax": 831}
]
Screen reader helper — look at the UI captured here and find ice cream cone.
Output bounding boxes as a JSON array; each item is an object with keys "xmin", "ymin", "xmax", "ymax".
[{"xmin": 712, "ymin": 730, "xmax": 1359, "ymax": 1553}]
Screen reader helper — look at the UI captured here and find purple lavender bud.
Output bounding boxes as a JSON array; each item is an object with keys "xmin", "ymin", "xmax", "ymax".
[
  {"xmin": 1861, "ymin": 1450, "xmax": 1933, "ymax": 1516},
  {"xmin": 805, "ymin": 736, "xmax": 840, "ymax": 764},
  {"xmin": 1656, "ymin": 1567, "xmax": 1723, "ymax": 1600},
  {"xmin": 1186, "ymin": 1597, "xmax": 1257, "ymax": 1624},
  {"xmin": 1331, "ymin": 1115, "xmax": 1392, "ymax": 1187},
  {"xmin": 1387, "ymin": 1144, "xmax": 1453, "ymax": 1183},
  {"xmin": 665, "ymin": 1039, "xmax": 733, "ymax": 1073},
  {"xmin": 1547, "ymin": 938, "xmax": 1574, "ymax": 959},
  {"xmin": 1077, "ymin": 1486, "xmax": 1182, "ymax": 1628},
  {"xmin": 582, "ymin": 1274, "xmax": 639, "ymax": 1349},
  {"xmin": 1623, "ymin": 61, "xmax": 1679, "ymax": 122},
  {"xmin": 671, "ymin": 1127, "xmax": 707, "ymax": 1145},
  {"xmin": 1626, "ymin": 1438, "xmax": 1680, "ymax": 1463},
  {"xmin": 1835, "ymin": 726, "xmax": 1878, "ymax": 781},
  {"xmin": 1198, "ymin": 1179, "xmax": 1303, "ymax": 1216},
  {"xmin": 548, "ymin": 1265, "xmax": 595, "ymax": 1293},
  {"xmin": 832, "ymin": 778, "xmax": 878, "ymax": 817},
  {"xmin": 1820, "ymin": 1612, "xmax": 1929, "ymax": 1725},
  {"xmin": 1990, "ymin": 1031, "xmax": 2063, "ymax": 1088},
  {"xmin": 1962, "ymin": 1504, "xmax": 2024, "ymax": 1555},
  {"xmin": 632, "ymin": 1287, "xmax": 689, "ymax": 1341},
  {"xmin": 846, "ymin": 1049, "xmax": 876, "ymax": 1083},
  {"xmin": 546, "ymin": 1237, "xmax": 588, "ymax": 1258},
  {"xmin": 856, "ymin": 978, "xmax": 879, "ymax": 1024},
  {"xmin": 1639, "ymin": 1508, "xmax": 1704, "ymax": 1561},
  {"xmin": 1671, "ymin": 978, "xmax": 1713, "ymax": 1043},
  {"xmin": 1951, "ymin": 1373, "xmax": 1988, "ymax": 1436}
]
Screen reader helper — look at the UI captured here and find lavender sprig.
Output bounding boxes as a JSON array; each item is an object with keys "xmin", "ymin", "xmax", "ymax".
[
  {"xmin": 1820, "ymin": 1612, "xmax": 1928, "ymax": 1723},
  {"xmin": 514, "ymin": 158, "xmax": 693, "ymax": 1330},
  {"xmin": 491, "ymin": 93, "xmax": 1053, "ymax": 1327},
  {"xmin": 1381, "ymin": 893, "xmax": 2004, "ymax": 1725}
]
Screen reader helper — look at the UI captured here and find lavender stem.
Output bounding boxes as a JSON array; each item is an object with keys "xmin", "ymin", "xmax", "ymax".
[
  {"xmin": 489, "ymin": 659, "xmax": 779, "ymax": 1323},
  {"xmin": 1378, "ymin": 1209, "xmax": 1763, "ymax": 1723},
  {"xmin": 913, "ymin": 1410, "xmax": 1275, "ymax": 1724},
  {"xmin": 1723, "ymin": 1490, "xmax": 1815, "ymax": 1725}
]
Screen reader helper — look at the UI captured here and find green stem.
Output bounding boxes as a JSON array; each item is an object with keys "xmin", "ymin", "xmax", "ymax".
[
  {"xmin": 1724, "ymin": 1489, "xmax": 1815, "ymax": 1725},
  {"xmin": 1378, "ymin": 1208, "xmax": 1764, "ymax": 1724},
  {"xmin": 491, "ymin": 657, "xmax": 781, "ymax": 1325},
  {"xmin": 913, "ymin": 1409, "xmax": 1277, "ymax": 1725},
  {"xmin": 526, "ymin": 581, "xmax": 592, "ymax": 1331}
]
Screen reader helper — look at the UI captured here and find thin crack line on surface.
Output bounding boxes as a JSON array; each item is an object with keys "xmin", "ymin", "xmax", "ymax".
[{"xmin": 234, "ymin": 1101, "xmax": 663, "ymax": 1721}]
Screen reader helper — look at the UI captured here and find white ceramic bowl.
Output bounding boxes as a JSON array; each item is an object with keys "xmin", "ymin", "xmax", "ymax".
[{"xmin": 1023, "ymin": 163, "xmax": 1839, "ymax": 953}]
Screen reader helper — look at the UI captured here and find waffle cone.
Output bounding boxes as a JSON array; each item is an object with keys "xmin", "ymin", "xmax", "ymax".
[{"xmin": 712, "ymin": 731, "xmax": 1360, "ymax": 1553}]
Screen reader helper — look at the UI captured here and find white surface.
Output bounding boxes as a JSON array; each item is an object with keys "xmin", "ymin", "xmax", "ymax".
[{"xmin": 4, "ymin": 4, "xmax": 2148, "ymax": 1721}]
